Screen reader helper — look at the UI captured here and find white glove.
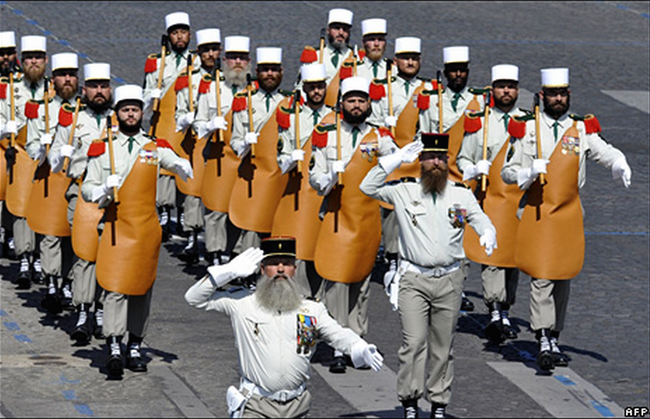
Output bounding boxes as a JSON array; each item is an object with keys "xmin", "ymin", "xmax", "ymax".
[
  {"xmin": 291, "ymin": 149, "xmax": 305, "ymax": 162},
  {"xmin": 92, "ymin": 174, "xmax": 121, "ymax": 207},
  {"xmin": 476, "ymin": 159, "xmax": 491, "ymax": 175},
  {"xmin": 611, "ymin": 156, "xmax": 631, "ymax": 188},
  {"xmin": 351, "ymin": 341, "xmax": 384, "ymax": 372},
  {"xmin": 480, "ymin": 228, "xmax": 497, "ymax": 257},
  {"xmin": 384, "ymin": 115, "xmax": 398, "ymax": 127},
  {"xmin": 5, "ymin": 120, "xmax": 18, "ymax": 136},
  {"xmin": 378, "ymin": 141, "xmax": 424, "ymax": 174},
  {"xmin": 207, "ymin": 247, "xmax": 265, "ymax": 288},
  {"xmin": 244, "ymin": 132, "xmax": 258, "ymax": 145},
  {"xmin": 332, "ymin": 160, "xmax": 345, "ymax": 174},
  {"xmin": 60, "ymin": 144, "xmax": 75, "ymax": 158},
  {"xmin": 462, "ymin": 164, "xmax": 479, "ymax": 181},
  {"xmin": 40, "ymin": 133, "xmax": 53, "ymax": 146},
  {"xmin": 517, "ymin": 159, "xmax": 549, "ymax": 190},
  {"xmin": 174, "ymin": 159, "xmax": 194, "ymax": 182},
  {"xmin": 210, "ymin": 116, "xmax": 228, "ymax": 131},
  {"xmin": 176, "ymin": 113, "xmax": 195, "ymax": 132},
  {"xmin": 151, "ymin": 88, "xmax": 162, "ymax": 100}
]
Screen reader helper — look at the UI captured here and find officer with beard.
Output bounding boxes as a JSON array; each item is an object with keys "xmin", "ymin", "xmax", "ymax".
[
  {"xmin": 185, "ymin": 237, "xmax": 384, "ymax": 418},
  {"xmin": 356, "ymin": 19, "xmax": 388, "ymax": 81},
  {"xmin": 360, "ymin": 133, "xmax": 496, "ymax": 419}
]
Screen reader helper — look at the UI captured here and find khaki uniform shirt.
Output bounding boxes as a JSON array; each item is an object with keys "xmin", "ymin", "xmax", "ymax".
[
  {"xmin": 308, "ymin": 120, "xmax": 396, "ymax": 195},
  {"xmin": 185, "ymin": 276, "xmax": 366, "ymax": 393},
  {"xmin": 51, "ymin": 105, "xmax": 113, "ymax": 179},
  {"xmin": 368, "ymin": 75, "xmax": 421, "ymax": 127},
  {"xmin": 2, "ymin": 74, "xmax": 46, "ymax": 131},
  {"xmin": 356, "ymin": 56, "xmax": 387, "ymax": 81},
  {"xmin": 457, "ymin": 107, "xmax": 527, "ymax": 172},
  {"xmin": 360, "ymin": 165, "xmax": 495, "ymax": 267},
  {"xmin": 501, "ymin": 111, "xmax": 624, "ymax": 190},
  {"xmin": 25, "ymin": 95, "xmax": 69, "ymax": 160},
  {"xmin": 81, "ymin": 130, "xmax": 184, "ymax": 203},
  {"xmin": 193, "ymin": 77, "xmax": 238, "ymax": 139},
  {"xmin": 230, "ymin": 89, "xmax": 285, "ymax": 158},
  {"xmin": 175, "ymin": 66, "xmax": 210, "ymax": 123}
]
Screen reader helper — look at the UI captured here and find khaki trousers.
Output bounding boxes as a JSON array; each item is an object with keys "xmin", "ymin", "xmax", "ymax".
[
  {"xmin": 182, "ymin": 195, "xmax": 204, "ymax": 231},
  {"xmin": 156, "ymin": 174, "xmax": 176, "ymax": 207},
  {"xmin": 13, "ymin": 216, "xmax": 36, "ymax": 256},
  {"xmin": 321, "ymin": 274, "xmax": 370, "ymax": 337},
  {"xmin": 529, "ymin": 278, "xmax": 571, "ymax": 332},
  {"xmin": 397, "ymin": 268, "xmax": 464, "ymax": 406},
  {"xmin": 241, "ymin": 390, "xmax": 311, "ymax": 419},
  {"xmin": 204, "ymin": 210, "xmax": 228, "ymax": 253},
  {"xmin": 481, "ymin": 265, "xmax": 519, "ymax": 307},
  {"xmin": 103, "ymin": 288, "xmax": 153, "ymax": 338}
]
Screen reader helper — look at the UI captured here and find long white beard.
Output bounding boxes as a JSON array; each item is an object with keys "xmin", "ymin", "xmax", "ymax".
[
  {"xmin": 224, "ymin": 62, "xmax": 252, "ymax": 88},
  {"xmin": 255, "ymin": 275, "xmax": 302, "ymax": 313}
]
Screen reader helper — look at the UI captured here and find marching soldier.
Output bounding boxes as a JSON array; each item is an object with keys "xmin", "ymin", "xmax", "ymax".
[
  {"xmin": 0, "ymin": 31, "xmax": 19, "ymax": 260},
  {"xmin": 4, "ymin": 35, "xmax": 49, "ymax": 289},
  {"xmin": 356, "ymin": 18, "xmax": 388, "ymax": 81},
  {"xmin": 228, "ymin": 47, "xmax": 291, "ymax": 255},
  {"xmin": 25, "ymin": 52, "xmax": 79, "ymax": 313},
  {"xmin": 417, "ymin": 45, "xmax": 487, "ymax": 312},
  {"xmin": 308, "ymin": 76, "xmax": 397, "ymax": 373},
  {"xmin": 299, "ymin": 8, "xmax": 354, "ymax": 107},
  {"xmin": 49, "ymin": 62, "xmax": 114, "ymax": 342},
  {"xmin": 174, "ymin": 28, "xmax": 223, "ymax": 264},
  {"xmin": 81, "ymin": 85, "xmax": 193, "ymax": 378},
  {"xmin": 360, "ymin": 133, "xmax": 496, "ymax": 419},
  {"xmin": 185, "ymin": 237, "xmax": 384, "ymax": 418},
  {"xmin": 456, "ymin": 64, "xmax": 527, "ymax": 343},
  {"xmin": 501, "ymin": 68, "xmax": 632, "ymax": 370},
  {"xmin": 195, "ymin": 35, "xmax": 250, "ymax": 266},
  {"xmin": 142, "ymin": 11, "xmax": 200, "ymax": 241},
  {"xmin": 272, "ymin": 63, "xmax": 330, "ymax": 299}
]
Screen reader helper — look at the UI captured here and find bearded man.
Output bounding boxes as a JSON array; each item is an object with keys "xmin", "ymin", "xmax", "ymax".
[
  {"xmin": 360, "ymin": 133, "xmax": 496, "ymax": 419},
  {"xmin": 185, "ymin": 237, "xmax": 383, "ymax": 418}
]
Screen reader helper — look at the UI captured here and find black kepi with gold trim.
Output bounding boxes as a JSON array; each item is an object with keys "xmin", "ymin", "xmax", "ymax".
[
  {"xmin": 420, "ymin": 133, "xmax": 449, "ymax": 159},
  {"xmin": 261, "ymin": 236, "xmax": 296, "ymax": 260}
]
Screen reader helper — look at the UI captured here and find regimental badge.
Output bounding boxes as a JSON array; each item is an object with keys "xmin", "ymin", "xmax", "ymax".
[
  {"xmin": 561, "ymin": 133, "xmax": 580, "ymax": 156},
  {"xmin": 139, "ymin": 149, "xmax": 159, "ymax": 165},
  {"xmin": 448, "ymin": 204, "xmax": 467, "ymax": 228},
  {"xmin": 296, "ymin": 314, "xmax": 318, "ymax": 355},
  {"xmin": 360, "ymin": 139, "xmax": 379, "ymax": 163}
]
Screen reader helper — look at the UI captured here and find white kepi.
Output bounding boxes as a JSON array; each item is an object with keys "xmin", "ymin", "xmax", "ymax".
[
  {"xmin": 443, "ymin": 46, "xmax": 469, "ymax": 64},
  {"xmin": 541, "ymin": 68, "xmax": 569, "ymax": 87},
  {"xmin": 491, "ymin": 64, "xmax": 519, "ymax": 83}
]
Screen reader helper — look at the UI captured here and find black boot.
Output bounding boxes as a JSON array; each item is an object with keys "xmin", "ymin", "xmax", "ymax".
[
  {"xmin": 60, "ymin": 279, "xmax": 74, "ymax": 310},
  {"xmin": 15, "ymin": 253, "xmax": 32, "ymax": 290},
  {"xmin": 125, "ymin": 335, "xmax": 147, "ymax": 372},
  {"xmin": 484, "ymin": 302, "xmax": 505, "ymax": 344},
  {"xmin": 430, "ymin": 402, "xmax": 447, "ymax": 419},
  {"xmin": 71, "ymin": 304, "xmax": 92, "ymax": 343},
  {"xmin": 550, "ymin": 331, "xmax": 570, "ymax": 367},
  {"xmin": 93, "ymin": 304, "xmax": 105, "ymax": 340},
  {"xmin": 106, "ymin": 336, "xmax": 124, "ymax": 378},
  {"xmin": 460, "ymin": 292, "xmax": 474, "ymax": 312},
  {"xmin": 500, "ymin": 303, "xmax": 518, "ymax": 339},
  {"xmin": 159, "ymin": 207, "xmax": 170, "ymax": 242},
  {"xmin": 402, "ymin": 399, "xmax": 419, "ymax": 419},
  {"xmin": 535, "ymin": 329, "xmax": 555, "ymax": 371},
  {"xmin": 41, "ymin": 276, "xmax": 62, "ymax": 314},
  {"xmin": 178, "ymin": 230, "xmax": 199, "ymax": 264},
  {"xmin": 329, "ymin": 350, "xmax": 347, "ymax": 374},
  {"xmin": 31, "ymin": 253, "xmax": 44, "ymax": 285}
]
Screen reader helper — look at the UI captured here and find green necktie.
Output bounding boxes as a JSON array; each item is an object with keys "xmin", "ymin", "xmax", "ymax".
[
  {"xmin": 553, "ymin": 121, "xmax": 559, "ymax": 142},
  {"xmin": 372, "ymin": 61, "xmax": 379, "ymax": 78},
  {"xmin": 176, "ymin": 54, "xmax": 182, "ymax": 68},
  {"xmin": 504, "ymin": 113, "xmax": 510, "ymax": 131},
  {"xmin": 31, "ymin": 83, "xmax": 38, "ymax": 98},
  {"xmin": 312, "ymin": 110, "xmax": 320, "ymax": 126},
  {"xmin": 331, "ymin": 49, "xmax": 341, "ymax": 68},
  {"xmin": 232, "ymin": 85, "xmax": 239, "ymax": 95},
  {"xmin": 265, "ymin": 93, "xmax": 272, "ymax": 112},
  {"xmin": 451, "ymin": 92, "xmax": 461, "ymax": 112},
  {"xmin": 95, "ymin": 113, "xmax": 102, "ymax": 128},
  {"xmin": 352, "ymin": 126, "xmax": 360, "ymax": 148},
  {"xmin": 127, "ymin": 136, "xmax": 135, "ymax": 154},
  {"xmin": 404, "ymin": 80, "xmax": 411, "ymax": 96}
]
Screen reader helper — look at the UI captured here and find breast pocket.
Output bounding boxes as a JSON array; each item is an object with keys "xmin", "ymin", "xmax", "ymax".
[
  {"xmin": 243, "ymin": 314, "xmax": 270, "ymax": 344},
  {"xmin": 405, "ymin": 202, "xmax": 427, "ymax": 227}
]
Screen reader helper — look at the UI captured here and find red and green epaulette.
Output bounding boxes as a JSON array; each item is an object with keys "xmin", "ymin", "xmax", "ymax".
[
  {"xmin": 87, "ymin": 139, "xmax": 107, "ymax": 157},
  {"xmin": 0, "ymin": 77, "xmax": 7, "ymax": 100},
  {"xmin": 570, "ymin": 113, "xmax": 601, "ymax": 134},
  {"xmin": 144, "ymin": 53, "xmax": 160, "ymax": 74},
  {"xmin": 416, "ymin": 80, "xmax": 443, "ymax": 110},
  {"xmin": 156, "ymin": 138, "xmax": 173, "ymax": 149},
  {"xmin": 369, "ymin": 78, "xmax": 387, "ymax": 101},
  {"xmin": 300, "ymin": 46, "xmax": 318, "ymax": 64},
  {"xmin": 198, "ymin": 73, "xmax": 212, "ymax": 94},
  {"xmin": 377, "ymin": 126, "xmax": 394, "ymax": 140},
  {"xmin": 25, "ymin": 100, "xmax": 40, "ymax": 119},
  {"xmin": 231, "ymin": 91, "xmax": 249, "ymax": 112},
  {"xmin": 311, "ymin": 123, "xmax": 337, "ymax": 148},
  {"xmin": 174, "ymin": 74, "xmax": 189, "ymax": 92},
  {"xmin": 58, "ymin": 102, "xmax": 80, "ymax": 127},
  {"xmin": 507, "ymin": 114, "xmax": 536, "ymax": 139},
  {"xmin": 463, "ymin": 110, "xmax": 486, "ymax": 133}
]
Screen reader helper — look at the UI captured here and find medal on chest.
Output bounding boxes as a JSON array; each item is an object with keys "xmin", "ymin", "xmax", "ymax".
[
  {"xmin": 139, "ymin": 148, "xmax": 159, "ymax": 165},
  {"xmin": 560, "ymin": 124, "xmax": 580, "ymax": 156},
  {"xmin": 360, "ymin": 139, "xmax": 379, "ymax": 163},
  {"xmin": 448, "ymin": 203, "xmax": 467, "ymax": 228},
  {"xmin": 296, "ymin": 314, "xmax": 317, "ymax": 355}
]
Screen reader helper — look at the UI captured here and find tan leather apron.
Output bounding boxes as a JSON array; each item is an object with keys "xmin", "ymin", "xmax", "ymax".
[
  {"xmin": 514, "ymin": 124, "xmax": 583, "ymax": 280},
  {"xmin": 71, "ymin": 186, "xmax": 103, "ymax": 263},
  {"xmin": 5, "ymin": 127, "xmax": 37, "ymax": 217},
  {"xmin": 228, "ymin": 98, "xmax": 291, "ymax": 233},
  {"xmin": 154, "ymin": 86, "xmax": 185, "ymax": 177},
  {"xmin": 95, "ymin": 142, "xmax": 162, "ymax": 295},
  {"xmin": 26, "ymin": 161, "xmax": 72, "ymax": 237},
  {"xmin": 314, "ymin": 131, "xmax": 382, "ymax": 283}
]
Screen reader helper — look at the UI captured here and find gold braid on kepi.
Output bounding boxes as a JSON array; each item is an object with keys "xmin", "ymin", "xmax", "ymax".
[{"xmin": 261, "ymin": 236, "xmax": 296, "ymax": 259}]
